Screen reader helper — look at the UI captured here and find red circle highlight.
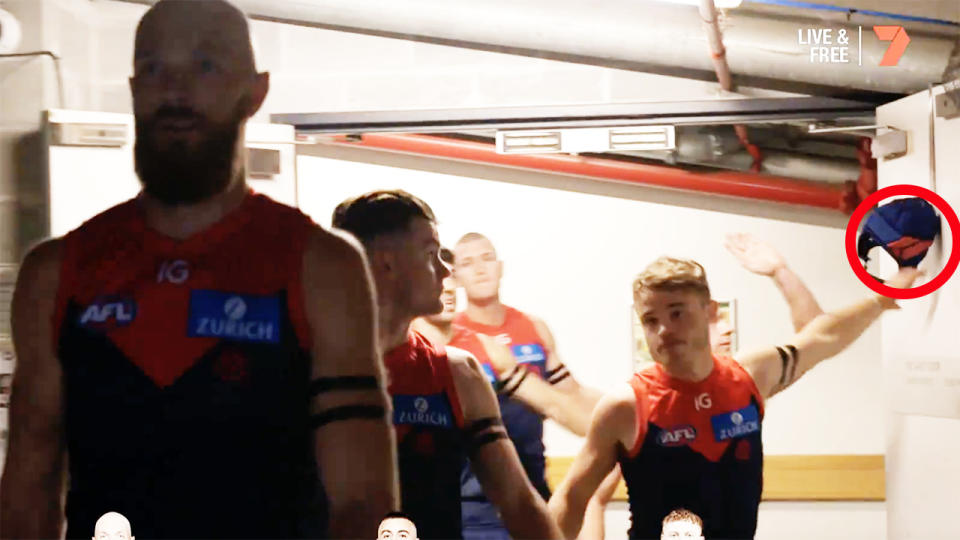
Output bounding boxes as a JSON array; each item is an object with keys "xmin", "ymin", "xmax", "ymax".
[{"xmin": 844, "ymin": 184, "xmax": 960, "ymax": 300}]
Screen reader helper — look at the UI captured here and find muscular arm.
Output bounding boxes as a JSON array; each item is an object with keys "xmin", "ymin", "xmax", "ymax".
[
  {"xmin": 740, "ymin": 267, "xmax": 920, "ymax": 399},
  {"xmin": 528, "ymin": 317, "xmax": 605, "ymax": 432},
  {"xmin": 447, "ymin": 348, "xmax": 563, "ymax": 540},
  {"xmin": 302, "ymin": 229, "xmax": 398, "ymax": 538},
  {"xmin": 0, "ymin": 240, "xmax": 67, "ymax": 540},
  {"xmin": 478, "ymin": 334, "xmax": 595, "ymax": 436},
  {"xmin": 575, "ymin": 465, "xmax": 623, "ymax": 540},
  {"xmin": 549, "ymin": 387, "xmax": 635, "ymax": 540},
  {"xmin": 770, "ymin": 265, "xmax": 824, "ymax": 332},
  {"xmin": 725, "ymin": 232, "xmax": 824, "ymax": 331}
]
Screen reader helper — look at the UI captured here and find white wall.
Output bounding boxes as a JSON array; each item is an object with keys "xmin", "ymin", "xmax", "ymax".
[{"xmin": 877, "ymin": 86, "xmax": 960, "ymax": 540}]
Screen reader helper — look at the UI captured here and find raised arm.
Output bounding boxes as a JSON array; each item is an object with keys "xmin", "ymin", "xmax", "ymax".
[
  {"xmin": 725, "ymin": 233, "xmax": 824, "ymax": 331},
  {"xmin": 549, "ymin": 387, "xmax": 635, "ymax": 540},
  {"xmin": 477, "ymin": 333, "xmax": 596, "ymax": 436},
  {"xmin": 739, "ymin": 267, "xmax": 921, "ymax": 399},
  {"xmin": 302, "ymin": 229, "xmax": 398, "ymax": 538},
  {"xmin": 447, "ymin": 348, "xmax": 563, "ymax": 540},
  {"xmin": 576, "ymin": 464, "xmax": 624, "ymax": 540},
  {"xmin": 0, "ymin": 240, "xmax": 67, "ymax": 540},
  {"xmin": 532, "ymin": 317, "xmax": 605, "ymax": 414}
]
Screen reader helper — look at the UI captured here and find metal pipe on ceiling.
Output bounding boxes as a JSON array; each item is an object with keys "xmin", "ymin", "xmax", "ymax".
[
  {"xmin": 316, "ymin": 132, "xmax": 849, "ymax": 211},
  {"xmin": 115, "ymin": 0, "xmax": 959, "ymax": 94}
]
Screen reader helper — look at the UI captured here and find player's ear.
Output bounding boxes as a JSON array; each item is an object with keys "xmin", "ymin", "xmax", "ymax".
[{"xmin": 708, "ymin": 299, "xmax": 719, "ymax": 322}]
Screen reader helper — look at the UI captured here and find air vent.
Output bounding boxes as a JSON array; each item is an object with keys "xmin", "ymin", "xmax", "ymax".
[
  {"xmin": 497, "ymin": 131, "xmax": 562, "ymax": 154},
  {"xmin": 247, "ymin": 147, "xmax": 281, "ymax": 179},
  {"xmin": 496, "ymin": 126, "xmax": 675, "ymax": 154},
  {"xmin": 50, "ymin": 123, "xmax": 128, "ymax": 147}
]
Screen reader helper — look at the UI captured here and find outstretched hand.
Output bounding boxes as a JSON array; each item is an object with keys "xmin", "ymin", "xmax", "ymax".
[
  {"xmin": 476, "ymin": 333, "xmax": 519, "ymax": 374},
  {"xmin": 724, "ymin": 233, "xmax": 786, "ymax": 276},
  {"xmin": 876, "ymin": 267, "xmax": 924, "ymax": 309}
]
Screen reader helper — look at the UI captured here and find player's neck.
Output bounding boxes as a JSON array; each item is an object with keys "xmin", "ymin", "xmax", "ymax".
[
  {"xmin": 411, "ymin": 318, "xmax": 454, "ymax": 345},
  {"xmin": 464, "ymin": 298, "xmax": 506, "ymax": 327},
  {"xmin": 662, "ymin": 350, "xmax": 714, "ymax": 382},
  {"xmin": 139, "ymin": 177, "xmax": 248, "ymax": 240},
  {"xmin": 380, "ymin": 303, "xmax": 414, "ymax": 352}
]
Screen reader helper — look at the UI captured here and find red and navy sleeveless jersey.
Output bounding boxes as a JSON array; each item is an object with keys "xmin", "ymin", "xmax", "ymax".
[
  {"xmin": 620, "ymin": 356, "xmax": 765, "ymax": 540},
  {"xmin": 385, "ymin": 330, "xmax": 467, "ymax": 540},
  {"xmin": 53, "ymin": 192, "xmax": 322, "ymax": 539},
  {"xmin": 454, "ymin": 307, "xmax": 551, "ymax": 506},
  {"xmin": 448, "ymin": 324, "xmax": 498, "ymax": 384}
]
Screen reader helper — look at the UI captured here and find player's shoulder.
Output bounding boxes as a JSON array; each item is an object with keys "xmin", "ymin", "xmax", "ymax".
[
  {"xmin": 252, "ymin": 193, "xmax": 315, "ymax": 225},
  {"xmin": 445, "ymin": 346, "xmax": 484, "ymax": 380},
  {"xmin": 19, "ymin": 238, "xmax": 64, "ymax": 283},
  {"xmin": 516, "ymin": 309, "xmax": 554, "ymax": 339},
  {"xmin": 9, "ymin": 238, "xmax": 65, "ymax": 310},
  {"xmin": 66, "ymin": 199, "xmax": 138, "ymax": 239},
  {"xmin": 593, "ymin": 383, "xmax": 638, "ymax": 430},
  {"xmin": 304, "ymin": 225, "xmax": 369, "ymax": 276}
]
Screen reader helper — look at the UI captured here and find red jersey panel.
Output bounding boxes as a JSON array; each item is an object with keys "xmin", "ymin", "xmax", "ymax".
[
  {"xmin": 620, "ymin": 355, "xmax": 765, "ymax": 540},
  {"xmin": 454, "ymin": 306, "xmax": 552, "ymax": 521},
  {"xmin": 54, "ymin": 191, "xmax": 313, "ymax": 388},
  {"xmin": 448, "ymin": 324, "xmax": 498, "ymax": 383},
  {"xmin": 52, "ymin": 191, "xmax": 320, "ymax": 540},
  {"xmin": 453, "ymin": 306, "xmax": 548, "ymax": 377},
  {"xmin": 385, "ymin": 330, "xmax": 467, "ymax": 540}
]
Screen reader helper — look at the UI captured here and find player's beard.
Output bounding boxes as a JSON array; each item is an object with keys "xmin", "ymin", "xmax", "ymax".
[{"xmin": 134, "ymin": 98, "xmax": 248, "ymax": 205}]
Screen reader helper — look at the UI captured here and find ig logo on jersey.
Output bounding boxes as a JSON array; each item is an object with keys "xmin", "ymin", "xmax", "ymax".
[
  {"xmin": 694, "ymin": 392, "xmax": 712, "ymax": 411},
  {"xmin": 157, "ymin": 260, "xmax": 189, "ymax": 284}
]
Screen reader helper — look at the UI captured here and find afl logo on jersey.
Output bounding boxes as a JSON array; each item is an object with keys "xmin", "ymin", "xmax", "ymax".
[
  {"xmin": 188, "ymin": 290, "xmax": 281, "ymax": 344},
  {"xmin": 79, "ymin": 297, "xmax": 137, "ymax": 329},
  {"xmin": 657, "ymin": 425, "xmax": 698, "ymax": 447}
]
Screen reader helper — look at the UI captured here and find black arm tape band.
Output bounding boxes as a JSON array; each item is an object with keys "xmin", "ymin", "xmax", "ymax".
[
  {"xmin": 786, "ymin": 344, "xmax": 799, "ymax": 381},
  {"xmin": 309, "ymin": 375, "xmax": 379, "ymax": 396},
  {"xmin": 548, "ymin": 369, "xmax": 571, "ymax": 385},
  {"xmin": 776, "ymin": 347, "xmax": 789, "ymax": 386},
  {"xmin": 464, "ymin": 417, "xmax": 504, "ymax": 437},
  {"xmin": 501, "ymin": 368, "xmax": 529, "ymax": 397},
  {"xmin": 310, "ymin": 405, "xmax": 385, "ymax": 428},
  {"xmin": 544, "ymin": 363, "xmax": 567, "ymax": 379},
  {"xmin": 467, "ymin": 431, "xmax": 509, "ymax": 455},
  {"xmin": 494, "ymin": 366, "xmax": 522, "ymax": 394}
]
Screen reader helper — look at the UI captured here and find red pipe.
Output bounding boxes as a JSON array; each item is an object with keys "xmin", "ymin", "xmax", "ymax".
[{"xmin": 323, "ymin": 133, "xmax": 848, "ymax": 212}]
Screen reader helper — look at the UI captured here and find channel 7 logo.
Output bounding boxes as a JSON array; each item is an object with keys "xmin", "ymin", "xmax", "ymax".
[{"xmin": 874, "ymin": 25, "xmax": 910, "ymax": 66}]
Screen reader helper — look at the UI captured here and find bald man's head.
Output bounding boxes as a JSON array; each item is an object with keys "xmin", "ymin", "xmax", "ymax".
[
  {"xmin": 134, "ymin": 0, "xmax": 256, "ymax": 76},
  {"xmin": 130, "ymin": 0, "xmax": 269, "ymax": 205},
  {"xmin": 93, "ymin": 512, "xmax": 133, "ymax": 540},
  {"xmin": 453, "ymin": 232, "xmax": 502, "ymax": 302}
]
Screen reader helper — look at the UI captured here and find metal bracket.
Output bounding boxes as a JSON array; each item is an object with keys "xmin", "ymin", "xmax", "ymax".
[
  {"xmin": 871, "ymin": 129, "xmax": 908, "ymax": 160},
  {"xmin": 807, "ymin": 123, "xmax": 886, "ymax": 134},
  {"xmin": 935, "ymin": 82, "xmax": 960, "ymax": 119}
]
